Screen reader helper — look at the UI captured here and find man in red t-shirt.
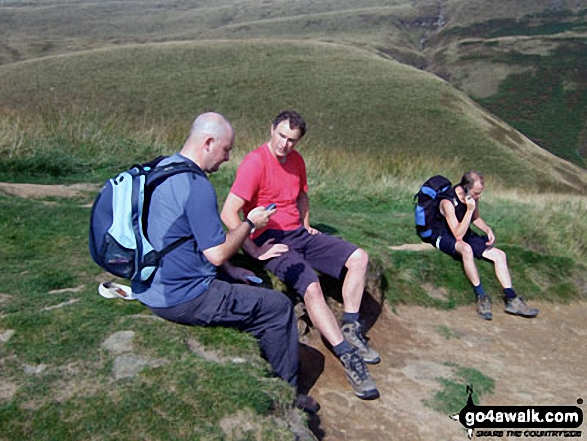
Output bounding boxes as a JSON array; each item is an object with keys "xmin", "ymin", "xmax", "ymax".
[{"xmin": 221, "ymin": 110, "xmax": 380, "ymax": 400}]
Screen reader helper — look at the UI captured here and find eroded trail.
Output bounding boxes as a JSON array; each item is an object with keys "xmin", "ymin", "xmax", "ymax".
[{"xmin": 299, "ymin": 301, "xmax": 587, "ymax": 440}]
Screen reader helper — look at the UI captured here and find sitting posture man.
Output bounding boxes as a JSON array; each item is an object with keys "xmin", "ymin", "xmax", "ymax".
[
  {"xmin": 221, "ymin": 110, "xmax": 380, "ymax": 400},
  {"xmin": 434, "ymin": 171, "xmax": 539, "ymax": 320},
  {"xmin": 132, "ymin": 112, "xmax": 317, "ymax": 412}
]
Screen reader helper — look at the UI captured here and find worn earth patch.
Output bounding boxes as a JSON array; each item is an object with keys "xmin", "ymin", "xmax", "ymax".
[
  {"xmin": 300, "ymin": 301, "xmax": 587, "ymax": 440},
  {"xmin": 0, "ymin": 182, "xmax": 99, "ymax": 199}
]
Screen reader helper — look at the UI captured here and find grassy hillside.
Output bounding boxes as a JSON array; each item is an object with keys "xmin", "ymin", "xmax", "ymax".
[
  {"xmin": 1, "ymin": 0, "xmax": 580, "ymax": 64},
  {"xmin": 3, "ymin": 0, "xmax": 585, "ymax": 167},
  {"xmin": 0, "ymin": 0, "xmax": 418, "ymax": 64},
  {"xmin": 427, "ymin": 9, "xmax": 587, "ymax": 167},
  {"xmin": 1, "ymin": 38, "xmax": 586, "ymax": 302},
  {"xmin": 1, "ymin": 40, "xmax": 586, "ymax": 193}
]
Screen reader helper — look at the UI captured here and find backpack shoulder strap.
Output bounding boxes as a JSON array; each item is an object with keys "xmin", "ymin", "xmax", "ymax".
[{"xmin": 141, "ymin": 161, "xmax": 206, "ymax": 260}]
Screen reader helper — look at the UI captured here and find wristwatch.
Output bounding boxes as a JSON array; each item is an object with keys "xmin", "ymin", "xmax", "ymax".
[{"xmin": 245, "ymin": 218, "xmax": 255, "ymax": 232}]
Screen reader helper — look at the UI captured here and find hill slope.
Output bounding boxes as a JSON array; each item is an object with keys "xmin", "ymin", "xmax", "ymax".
[
  {"xmin": 2, "ymin": 0, "xmax": 585, "ymax": 167},
  {"xmin": 1, "ymin": 40, "xmax": 586, "ymax": 192}
]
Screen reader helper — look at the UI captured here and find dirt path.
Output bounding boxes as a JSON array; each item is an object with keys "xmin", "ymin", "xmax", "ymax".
[
  {"xmin": 0, "ymin": 182, "xmax": 99, "ymax": 199},
  {"xmin": 300, "ymin": 301, "xmax": 587, "ymax": 440}
]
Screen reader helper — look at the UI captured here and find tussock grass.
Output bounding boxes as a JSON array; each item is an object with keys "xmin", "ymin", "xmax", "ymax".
[
  {"xmin": 0, "ymin": 105, "xmax": 179, "ymax": 182},
  {"xmin": 1, "ymin": 40, "xmax": 586, "ymax": 191}
]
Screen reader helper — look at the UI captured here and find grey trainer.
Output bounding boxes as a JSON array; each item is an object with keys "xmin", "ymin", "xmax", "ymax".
[
  {"xmin": 504, "ymin": 296, "xmax": 539, "ymax": 318},
  {"xmin": 476, "ymin": 295, "xmax": 493, "ymax": 320},
  {"xmin": 341, "ymin": 320, "xmax": 381, "ymax": 364},
  {"xmin": 339, "ymin": 348, "xmax": 380, "ymax": 400}
]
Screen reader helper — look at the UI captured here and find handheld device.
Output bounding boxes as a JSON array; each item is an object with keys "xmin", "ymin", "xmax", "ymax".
[
  {"xmin": 246, "ymin": 275, "xmax": 263, "ymax": 285},
  {"xmin": 266, "ymin": 203, "xmax": 276, "ymax": 210}
]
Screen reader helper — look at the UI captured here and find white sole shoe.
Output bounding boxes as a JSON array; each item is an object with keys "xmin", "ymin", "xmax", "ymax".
[{"xmin": 98, "ymin": 282, "xmax": 135, "ymax": 300}]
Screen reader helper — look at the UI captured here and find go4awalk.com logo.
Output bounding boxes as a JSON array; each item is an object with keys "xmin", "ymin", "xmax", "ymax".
[{"xmin": 450, "ymin": 386, "xmax": 584, "ymax": 439}]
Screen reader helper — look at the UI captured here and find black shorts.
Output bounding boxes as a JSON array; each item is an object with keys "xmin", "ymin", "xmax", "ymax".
[
  {"xmin": 435, "ymin": 229, "xmax": 491, "ymax": 260},
  {"xmin": 254, "ymin": 227, "xmax": 358, "ymax": 297}
]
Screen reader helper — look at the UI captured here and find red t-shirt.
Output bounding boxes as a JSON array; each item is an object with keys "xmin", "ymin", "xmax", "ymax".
[{"xmin": 230, "ymin": 143, "xmax": 308, "ymax": 238}]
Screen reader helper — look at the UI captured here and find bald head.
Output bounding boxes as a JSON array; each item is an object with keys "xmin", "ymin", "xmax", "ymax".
[
  {"xmin": 181, "ymin": 112, "xmax": 235, "ymax": 173},
  {"xmin": 190, "ymin": 112, "xmax": 234, "ymax": 141}
]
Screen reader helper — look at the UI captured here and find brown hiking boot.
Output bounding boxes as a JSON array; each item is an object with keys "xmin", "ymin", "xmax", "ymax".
[
  {"xmin": 504, "ymin": 296, "xmax": 539, "ymax": 318},
  {"xmin": 339, "ymin": 348, "xmax": 380, "ymax": 400},
  {"xmin": 476, "ymin": 295, "xmax": 493, "ymax": 320},
  {"xmin": 341, "ymin": 320, "xmax": 381, "ymax": 364}
]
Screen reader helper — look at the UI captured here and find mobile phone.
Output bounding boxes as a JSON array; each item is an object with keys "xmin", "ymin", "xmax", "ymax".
[
  {"xmin": 246, "ymin": 275, "xmax": 263, "ymax": 285},
  {"xmin": 266, "ymin": 203, "xmax": 276, "ymax": 210},
  {"xmin": 464, "ymin": 187, "xmax": 470, "ymax": 196}
]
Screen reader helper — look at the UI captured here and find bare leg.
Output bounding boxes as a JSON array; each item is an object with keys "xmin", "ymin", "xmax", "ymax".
[
  {"xmin": 341, "ymin": 248, "xmax": 369, "ymax": 313},
  {"xmin": 304, "ymin": 282, "xmax": 344, "ymax": 346},
  {"xmin": 482, "ymin": 247, "xmax": 512, "ymax": 289},
  {"xmin": 455, "ymin": 241, "xmax": 480, "ymax": 286}
]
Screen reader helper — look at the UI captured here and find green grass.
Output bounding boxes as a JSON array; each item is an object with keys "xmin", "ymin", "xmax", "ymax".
[
  {"xmin": 423, "ymin": 363, "xmax": 495, "ymax": 414},
  {"xmin": 0, "ymin": 193, "xmax": 297, "ymax": 440}
]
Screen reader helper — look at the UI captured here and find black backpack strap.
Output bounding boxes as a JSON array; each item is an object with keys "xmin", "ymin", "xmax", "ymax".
[
  {"xmin": 141, "ymin": 160, "xmax": 206, "ymax": 261},
  {"xmin": 139, "ymin": 235, "xmax": 193, "ymax": 271}
]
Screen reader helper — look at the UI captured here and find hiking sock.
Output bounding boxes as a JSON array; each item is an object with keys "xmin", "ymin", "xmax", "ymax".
[
  {"xmin": 342, "ymin": 312, "xmax": 360, "ymax": 325},
  {"xmin": 503, "ymin": 287, "xmax": 517, "ymax": 299},
  {"xmin": 473, "ymin": 283, "xmax": 486, "ymax": 298},
  {"xmin": 333, "ymin": 340, "xmax": 354, "ymax": 358}
]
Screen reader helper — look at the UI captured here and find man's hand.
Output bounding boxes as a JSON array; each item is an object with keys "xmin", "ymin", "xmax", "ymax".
[
  {"xmin": 305, "ymin": 226, "xmax": 320, "ymax": 235},
  {"xmin": 485, "ymin": 228, "xmax": 495, "ymax": 246},
  {"xmin": 255, "ymin": 238, "xmax": 289, "ymax": 260},
  {"xmin": 465, "ymin": 194, "xmax": 476, "ymax": 211},
  {"xmin": 222, "ymin": 262, "xmax": 256, "ymax": 283},
  {"xmin": 247, "ymin": 205, "xmax": 277, "ymax": 230}
]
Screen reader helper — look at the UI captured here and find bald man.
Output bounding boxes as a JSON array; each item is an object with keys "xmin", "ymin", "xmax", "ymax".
[
  {"xmin": 435, "ymin": 171, "xmax": 539, "ymax": 320},
  {"xmin": 132, "ymin": 113, "xmax": 317, "ymax": 412}
]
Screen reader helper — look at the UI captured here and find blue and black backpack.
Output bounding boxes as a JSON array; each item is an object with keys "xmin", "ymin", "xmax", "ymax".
[
  {"xmin": 414, "ymin": 175, "xmax": 452, "ymax": 243},
  {"xmin": 89, "ymin": 156, "xmax": 205, "ymax": 282}
]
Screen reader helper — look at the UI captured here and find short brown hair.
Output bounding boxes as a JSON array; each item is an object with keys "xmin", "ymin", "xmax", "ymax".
[
  {"xmin": 272, "ymin": 110, "xmax": 306, "ymax": 137},
  {"xmin": 460, "ymin": 171, "xmax": 484, "ymax": 192}
]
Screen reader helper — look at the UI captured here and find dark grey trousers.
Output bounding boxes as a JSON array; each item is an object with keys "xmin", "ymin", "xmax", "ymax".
[{"xmin": 149, "ymin": 279, "xmax": 299, "ymax": 387}]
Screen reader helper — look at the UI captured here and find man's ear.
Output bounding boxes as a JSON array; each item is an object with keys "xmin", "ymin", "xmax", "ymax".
[{"xmin": 204, "ymin": 137, "xmax": 213, "ymax": 151}]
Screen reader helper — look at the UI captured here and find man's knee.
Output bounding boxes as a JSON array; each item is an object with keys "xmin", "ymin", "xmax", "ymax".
[
  {"xmin": 304, "ymin": 282, "xmax": 325, "ymax": 304},
  {"xmin": 457, "ymin": 241, "xmax": 474, "ymax": 260},
  {"xmin": 346, "ymin": 248, "xmax": 369, "ymax": 272},
  {"xmin": 484, "ymin": 247, "xmax": 507, "ymax": 264}
]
